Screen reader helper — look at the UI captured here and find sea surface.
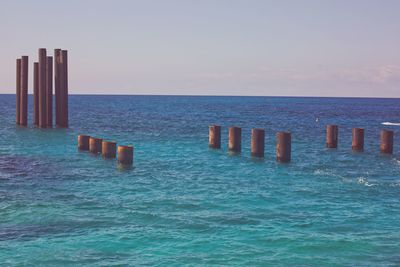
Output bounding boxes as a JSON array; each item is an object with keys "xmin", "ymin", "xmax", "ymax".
[{"xmin": 0, "ymin": 95, "xmax": 400, "ymax": 266}]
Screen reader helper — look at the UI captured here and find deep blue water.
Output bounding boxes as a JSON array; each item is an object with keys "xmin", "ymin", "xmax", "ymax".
[{"xmin": 0, "ymin": 94, "xmax": 400, "ymax": 266}]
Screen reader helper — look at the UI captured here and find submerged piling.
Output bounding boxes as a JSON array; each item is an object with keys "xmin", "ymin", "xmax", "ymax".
[
  {"xmin": 78, "ymin": 135, "xmax": 90, "ymax": 151},
  {"xmin": 380, "ymin": 129, "xmax": 394, "ymax": 154},
  {"xmin": 20, "ymin": 56, "xmax": 28, "ymax": 126},
  {"xmin": 209, "ymin": 125, "xmax": 221, "ymax": 149},
  {"xmin": 89, "ymin": 137, "xmax": 103, "ymax": 154},
  {"xmin": 352, "ymin": 128, "xmax": 364, "ymax": 152},
  {"xmin": 118, "ymin": 145, "xmax": 134, "ymax": 166},
  {"xmin": 276, "ymin": 132, "xmax": 291, "ymax": 163},
  {"xmin": 326, "ymin": 125, "xmax": 338, "ymax": 148},
  {"xmin": 102, "ymin": 141, "xmax": 117, "ymax": 159},
  {"xmin": 251, "ymin": 128, "xmax": 265, "ymax": 157},
  {"xmin": 228, "ymin": 126, "xmax": 241, "ymax": 153},
  {"xmin": 33, "ymin": 62, "xmax": 39, "ymax": 126},
  {"xmin": 16, "ymin": 59, "xmax": 21, "ymax": 125}
]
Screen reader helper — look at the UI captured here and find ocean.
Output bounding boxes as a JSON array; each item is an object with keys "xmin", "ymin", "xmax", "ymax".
[{"xmin": 0, "ymin": 95, "xmax": 399, "ymax": 266}]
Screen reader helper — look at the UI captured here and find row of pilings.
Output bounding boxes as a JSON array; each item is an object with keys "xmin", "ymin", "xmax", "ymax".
[
  {"xmin": 78, "ymin": 135, "xmax": 134, "ymax": 167},
  {"xmin": 209, "ymin": 125, "xmax": 395, "ymax": 163},
  {"xmin": 15, "ymin": 48, "xmax": 68, "ymax": 128}
]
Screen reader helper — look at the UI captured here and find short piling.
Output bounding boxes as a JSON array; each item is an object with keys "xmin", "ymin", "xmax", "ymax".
[
  {"xmin": 102, "ymin": 141, "xmax": 117, "ymax": 159},
  {"xmin": 46, "ymin": 56, "xmax": 53, "ymax": 127},
  {"xmin": 20, "ymin": 56, "xmax": 28, "ymax": 126},
  {"xmin": 16, "ymin": 58, "xmax": 21, "ymax": 125},
  {"xmin": 380, "ymin": 129, "xmax": 394, "ymax": 154},
  {"xmin": 326, "ymin": 125, "xmax": 338, "ymax": 148},
  {"xmin": 38, "ymin": 48, "xmax": 47, "ymax": 128},
  {"xmin": 78, "ymin": 135, "xmax": 90, "ymax": 151},
  {"xmin": 276, "ymin": 131, "xmax": 291, "ymax": 163},
  {"xmin": 89, "ymin": 137, "xmax": 103, "ymax": 154},
  {"xmin": 118, "ymin": 145, "xmax": 134, "ymax": 166},
  {"xmin": 251, "ymin": 128, "xmax": 265, "ymax": 157},
  {"xmin": 352, "ymin": 128, "xmax": 364, "ymax": 152},
  {"xmin": 228, "ymin": 126, "xmax": 241, "ymax": 153},
  {"xmin": 209, "ymin": 125, "xmax": 221, "ymax": 149},
  {"xmin": 33, "ymin": 62, "xmax": 39, "ymax": 126}
]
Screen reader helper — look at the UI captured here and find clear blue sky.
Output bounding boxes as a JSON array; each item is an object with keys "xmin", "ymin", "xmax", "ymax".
[{"xmin": 1, "ymin": 0, "xmax": 399, "ymax": 97}]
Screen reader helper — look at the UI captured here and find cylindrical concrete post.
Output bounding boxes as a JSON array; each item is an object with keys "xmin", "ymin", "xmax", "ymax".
[
  {"xmin": 46, "ymin": 56, "xmax": 53, "ymax": 127},
  {"xmin": 89, "ymin": 137, "xmax": 103, "ymax": 154},
  {"xmin": 326, "ymin": 125, "xmax": 338, "ymax": 148},
  {"xmin": 228, "ymin": 126, "xmax": 241, "ymax": 153},
  {"xmin": 20, "ymin": 56, "xmax": 28, "ymax": 126},
  {"xmin": 78, "ymin": 135, "xmax": 90, "ymax": 151},
  {"xmin": 33, "ymin": 62, "xmax": 39, "ymax": 126},
  {"xmin": 38, "ymin": 48, "xmax": 47, "ymax": 128},
  {"xmin": 380, "ymin": 129, "xmax": 394, "ymax": 154},
  {"xmin": 16, "ymin": 58, "xmax": 21, "ymax": 125},
  {"xmin": 276, "ymin": 132, "xmax": 291, "ymax": 163},
  {"xmin": 251, "ymin": 128, "xmax": 265, "ymax": 157},
  {"xmin": 118, "ymin": 145, "xmax": 134, "ymax": 166},
  {"xmin": 102, "ymin": 141, "xmax": 117, "ymax": 159},
  {"xmin": 352, "ymin": 128, "xmax": 364, "ymax": 152},
  {"xmin": 59, "ymin": 50, "xmax": 68, "ymax": 128},
  {"xmin": 54, "ymin": 49, "xmax": 61, "ymax": 127},
  {"xmin": 209, "ymin": 125, "xmax": 221, "ymax": 149}
]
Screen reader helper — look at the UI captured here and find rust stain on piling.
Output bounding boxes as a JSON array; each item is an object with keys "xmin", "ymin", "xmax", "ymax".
[
  {"xmin": 46, "ymin": 56, "xmax": 53, "ymax": 127},
  {"xmin": 276, "ymin": 131, "xmax": 291, "ymax": 163},
  {"xmin": 118, "ymin": 145, "xmax": 134, "ymax": 166},
  {"xmin": 228, "ymin": 126, "xmax": 241, "ymax": 153},
  {"xmin": 251, "ymin": 128, "xmax": 265, "ymax": 158},
  {"xmin": 33, "ymin": 62, "xmax": 39, "ymax": 126},
  {"xmin": 16, "ymin": 59, "xmax": 21, "ymax": 125},
  {"xmin": 326, "ymin": 125, "xmax": 338, "ymax": 148},
  {"xmin": 209, "ymin": 125, "xmax": 221, "ymax": 149},
  {"xmin": 20, "ymin": 56, "xmax": 29, "ymax": 126},
  {"xmin": 352, "ymin": 128, "xmax": 364, "ymax": 152},
  {"xmin": 89, "ymin": 137, "xmax": 103, "ymax": 154},
  {"xmin": 380, "ymin": 129, "xmax": 394, "ymax": 154},
  {"xmin": 78, "ymin": 135, "xmax": 90, "ymax": 151},
  {"xmin": 102, "ymin": 141, "xmax": 117, "ymax": 159},
  {"xmin": 38, "ymin": 48, "xmax": 47, "ymax": 128}
]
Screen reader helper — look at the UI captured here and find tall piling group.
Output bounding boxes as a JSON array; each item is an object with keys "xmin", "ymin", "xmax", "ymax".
[{"xmin": 15, "ymin": 48, "xmax": 69, "ymax": 128}]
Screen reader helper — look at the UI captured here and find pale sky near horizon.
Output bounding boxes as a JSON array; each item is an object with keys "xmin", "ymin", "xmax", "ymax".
[{"xmin": 1, "ymin": 0, "xmax": 399, "ymax": 97}]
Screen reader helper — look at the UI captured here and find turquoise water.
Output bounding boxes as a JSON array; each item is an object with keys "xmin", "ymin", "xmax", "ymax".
[{"xmin": 0, "ymin": 95, "xmax": 400, "ymax": 266}]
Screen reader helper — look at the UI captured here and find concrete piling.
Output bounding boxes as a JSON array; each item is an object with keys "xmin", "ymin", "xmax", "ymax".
[
  {"xmin": 326, "ymin": 125, "xmax": 338, "ymax": 148},
  {"xmin": 38, "ymin": 48, "xmax": 47, "ymax": 128},
  {"xmin": 20, "ymin": 56, "xmax": 28, "ymax": 126},
  {"xmin": 33, "ymin": 62, "xmax": 39, "ymax": 126},
  {"xmin": 251, "ymin": 128, "xmax": 265, "ymax": 157},
  {"xmin": 16, "ymin": 59, "xmax": 21, "ymax": 125},
  {"xmin": 228, "ymin": 126, "xmax": 241, "ymax": 153},
  {"xmin": 102, "ymin": 141, "xmax": 117, "ymax": 159},
  {"xmin": 89, "ymin": 137, "xmax": 103, "ymax": 154},
  {"xmin": 46, "ymin": 56, "xmax": 53, "ymax": 127},
  {"xmin": 380, "ymin": 129, "xmax": 394, "ymax": 154},
  {"xmin": 118, "ymin": 145, "xmax": 134, "ymax": 166},
  {"xmin": 352, "ymin": 128, "xmax": 364, "ymax": 152},
  {"xmin": 276, "ymin": 131, "xmax": 291, "ymax": 163},
  {"xmin": 209, "ymin": 125, "xmax": 221, "ymax": 149},
  {"xmin": 78, "ymin": 135, "xmax": 90, "ymax": 151}
]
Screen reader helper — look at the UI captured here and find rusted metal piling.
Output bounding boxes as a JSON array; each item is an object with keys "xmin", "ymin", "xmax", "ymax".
[
  {"xmin": 118, "ymin": 145, "xmax": 134, "ymax": 166},
  {"xmin": 89, "ymin": 137, "xmax": 103, "ymax": 154},
  {"xmin": 38, "ymin": 48, "xmax": 47, "ymax": 128},
  {"xmin": 102, "ymin": 141, "xmax": 117, "ymax": 159},
  {"xmin": 59, "ymin": 50, "xmax": 68, "ymax": 128},
  {"xmin": 352, "ymin": 128, "xmax": 364, "ymax": 152},
  {"xmin": 380, "ymin": 129, "xmax": 394, "ymax": 154},
  {"xmin": 33, "ymin": 62, "xmax": 39, "ymax": 126},
  {"xmin": 209, "ymin": 125, "xmax": 221, "ymax": 149},
  {"xmin": 20, "ymin": 56, "xmax": 29, "ymax": 126},
  {"xmin": 46, "ymin": 57, "xmax": 53, "ymax": 127},
  {"xmin": 54, "ymin": 49, "xmax": 61, "ymax": 127},
  {"xmin": 16, "ymin": 59, "xmax": 21, "ymax": 125},
  {"xmin": 326, "ymin": 125, "xmax": 338, "ymax": 148},
  {"xmin": 78, "ymin": 135, "xmax": 90, "ymax": 151},
  {"xmin": 228, "ymin": 126, "xmax": 241, "ymax": 153},
  {"xmin": 276, "ymin": 132, "xmax": 291, "ymax": 163},
  {"xmin": 251, "ymin": 128, "xmax": 265, "ymax": 157}
]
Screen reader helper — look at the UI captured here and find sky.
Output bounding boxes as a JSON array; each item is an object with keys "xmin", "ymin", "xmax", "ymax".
[{"xmin": 0, "ymin": 0, "xmax": 400, "ymax": 97}]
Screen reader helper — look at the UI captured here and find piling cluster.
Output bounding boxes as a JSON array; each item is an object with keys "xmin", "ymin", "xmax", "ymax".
[
  {"xmin": 15, "ymin": 48, "xmax": 69, "ymax": 128},
  {"xmin": 209, "ymin": 124, "xmax": 396, "ymax": 163},
  {"xmin": 78, "ymin": 134, "xmax": 134, "ymax": 167}
]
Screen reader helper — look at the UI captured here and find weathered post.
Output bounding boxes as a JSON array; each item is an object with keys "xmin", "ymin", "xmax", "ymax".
[
  {"xmin": 118, "ymin": 145, "xmax": 134, "ymax": 166},
  {"xmin": 16, "ymin": 58, "xmax": 21, "ymax": 125},
  {"xmin": 251, "ymin": 128, "xmax": 265, "ymax": 157},
  {"xmin": 209, "ymin": 125, "xmax": 221, "ymax": 149},
  {"xmin": 46, "ymin": 56, "xmax": 53, "ymax": 127},
  {"xmin": 33, "ymin": 62, "xmax": 39, "ymax": 126},
  {"xmin": 102, "ymin": 141, "xmax": 117, "ymax": 159},
  {"xmin": 20, "ymin": 56, "xmax": 28, "ymax": 126},
  {"xmin": 38, "ymin": 48, "xmax": 47, "ymax": 128},
  {"xmin": 380, "ymin": 129, "xmax": 394, "ymax": 154},
  {"xmin": 228, "ymin": 126, "xmax": 241, "ymax": 153},
  {"xmin": 89, "ymin": 137, "xmax": 103, "ymax": 154},
  {"xmin": 326, "ymin": 125, "xmax": 338, "ymax": 148},
  {"xmin": 352, "ymin": 128, "xmax": 364, "ymax": 152},
  {"xmin": 78, "ymin": 135, "xmax": 90, "ymax": 151},
  {"xmin": 276, "ymin": 131, "xmax": 291, "ymax": 163}
]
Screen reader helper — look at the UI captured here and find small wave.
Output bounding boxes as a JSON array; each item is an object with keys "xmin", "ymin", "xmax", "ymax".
[
  {"xmin": 382, "ymin": 122, "xmax": 400, "ymax": 126},
  {"xmin": 357, "ymin": 177, "xmax": 375, "ymax": 187}
]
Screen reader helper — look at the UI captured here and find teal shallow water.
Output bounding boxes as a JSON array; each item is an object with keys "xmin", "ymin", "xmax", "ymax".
[{"xmin": 0, "ymin": 95, "xmax": 400, "ymax": 266}]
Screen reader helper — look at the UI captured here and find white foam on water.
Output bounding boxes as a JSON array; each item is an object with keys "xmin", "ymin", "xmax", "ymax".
[{"xmin": 381, "ymin": 122, "xmax": 400, "ymax": 126}]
